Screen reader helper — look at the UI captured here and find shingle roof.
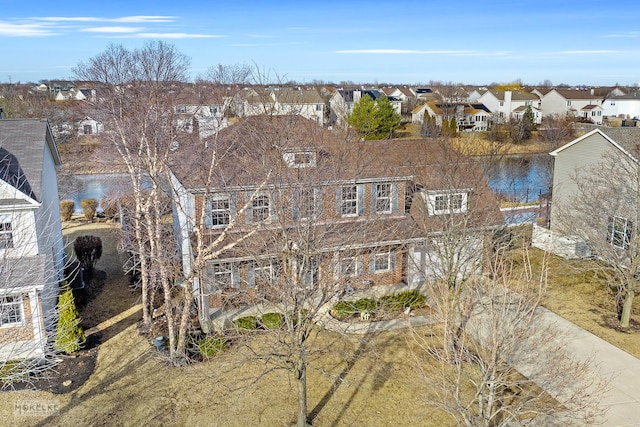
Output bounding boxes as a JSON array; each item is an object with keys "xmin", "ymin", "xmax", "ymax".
[
  {"xmin": 552, "ymin": 89, "xmax": 600, "ymax": 100},
  {"xmin": 0, "ymin": 255, "xmax": 46, "ymax": 291},
  {"xmin": 0, "ymin": 119, "xmax": 61, "ymax": 202}
]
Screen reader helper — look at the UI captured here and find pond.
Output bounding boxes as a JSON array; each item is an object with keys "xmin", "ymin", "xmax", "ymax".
[
  {"xmin": 480, "ymin": 153, "xmax": 552, "ymax": 203},
  {"xmin": 58, "ymin": 173, "xmax": 131, "ymax": 213}
]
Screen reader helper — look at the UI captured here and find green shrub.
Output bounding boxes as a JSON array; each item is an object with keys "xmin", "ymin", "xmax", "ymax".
[
  {"xmin": 55, "ymin": 282, "xmax": 85, "ymax": 354},
  {"xmin": 0, "ymin": 360, "xmax": 28, "ymax": 385},
  {"xmin": 59, "ymin": 200, "xmax": 75, "ymax": 221},
  {"xmin": 332, "ymin": 301, "xmax": 357, "ymax": 320},
  {"xmin": 233, "ymin": 316, "xmax": 258, "ymax": 331},
  {"xmin": 197, "ymin": 336, "xmax": 226, "ymax": 358},
  {"xmin": 80, "ymin": 198, "xmax": 98, "ymax": 220},
  {"xmin": 261, "ymin": 312, "xmax": 284, "ymax": 329},
  {"xmin": 355, "ymin": 298, "xmax": 378, "ymax": 312},
  {"xmin": 380, "ymin": 290, "xmax": 425, "ymax": 310}
]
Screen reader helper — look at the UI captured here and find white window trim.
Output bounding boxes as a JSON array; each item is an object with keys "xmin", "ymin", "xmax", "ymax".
[
  {"xmin": 609, "ymin": 216, "xmax": 632, "ymax": 250},
  {"xmin": 208, "ymin": 194, "xmax": 232, "ymax": 228},
  {"xmin": 424, "ymin": 191, "xmax": 469, "ymax": 216},
  {"xmin": 340, "ymin": 253, "xmax": 360, "ymax": 277},
  {"xmin": 0, "ymin": 219, "xmax": 13, "ymax": 250},
  {"xmin": 0, "ymin": 295, "xmax": 24, "ymax": 327},
  {"xmin": 340, "ymin": 185, "xmax": 359, "ymax": 217},
  {"xmin": 374, "ymin": 183, "xmax": 393, "ymax": 214},
  {"xmin": 373, "ymin": 249, "xmax": 392, "ymax": 273},
  {"xmin": 296, "ymin": 188, "xmax": 318, "ymax": 221},
  {"xmin": 283, "ymin": 151, "xmax": 317, "ymax": 168},
  {"xmin": 251, "ymin": 193, "xmax": 272, "ymax": 223}
]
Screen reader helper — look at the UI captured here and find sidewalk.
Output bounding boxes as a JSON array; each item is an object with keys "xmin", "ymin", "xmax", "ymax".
[{"xmin": 533, "ymin": 307, "xmax": 640, "ymax": 427}]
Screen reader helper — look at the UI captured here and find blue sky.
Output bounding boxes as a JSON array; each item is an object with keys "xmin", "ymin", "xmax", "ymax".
[{"xmin": 1, "ymin": 0, "xmax": 639, "ymax": 86}]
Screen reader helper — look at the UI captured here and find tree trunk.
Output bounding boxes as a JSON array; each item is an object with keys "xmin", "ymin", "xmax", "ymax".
[
  {"xmin": 620, "ymin": 289, "xmax": 635, "ymax": 329},
  {"xmin": 295, "ymin": 359, "xmax": 308, "ymax": 427}
]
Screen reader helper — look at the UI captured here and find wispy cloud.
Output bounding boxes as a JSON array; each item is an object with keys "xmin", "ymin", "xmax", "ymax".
[
  {"xmin": 123, "ymin": 33, "xmax": 225, "ymax": 39},
  {"xmin": 336, "ymin": 49, "xmax": 508, "ymax": 56},
  {"xmin": 604, "ymin": 31, "xmax": 640, "ymax": 38},
  {"xmin": 81, "ymin": 26, "xmax": 143, "ymax": 33},
  {"xmin": 33, "ymin": 16, "xmax": 177, "ymax": 23},
  {"xmin": 0, "ymin": 22, "xmax": 57, "ymax": 37},
  {"xmin": 558, "ymin": 50, "xmax": 620, "ymax": 54}
]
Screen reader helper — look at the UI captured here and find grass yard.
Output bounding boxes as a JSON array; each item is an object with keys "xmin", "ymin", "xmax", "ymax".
[{"xmin": 530, "ymin": 248, "xmax": 640, "ymax": 359}]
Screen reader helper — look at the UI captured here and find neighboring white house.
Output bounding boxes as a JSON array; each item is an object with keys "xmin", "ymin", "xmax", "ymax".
[
  {"xmin": 0, "ymin": 119, "xmax": 65, "ymax": 361},
  {"xmin": 477, "ymin": 89, "xmax": 540, "ymax": 122},
  {"xmin": 601, "ymin": 91, "xmax": 640, "ymax": 119},
  {"xmin": 77, "ymin": 116, "xmax": 104, "ymax": 136}
]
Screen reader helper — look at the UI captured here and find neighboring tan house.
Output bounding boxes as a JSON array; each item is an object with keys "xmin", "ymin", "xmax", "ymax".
[
  {"xmin": 0, "ymin": 119, "xmax": 65, "ymax": 361},
  {"xmin": 234, "ymin": 87, "xmax": 325, "ymax": 126},
  {"xmin": 540, "ymin": 89, "xmax": 602, "ymax": 119},
  {"xmin": 169, "ymin": 116, "xmax": 502, "ymax": 331}
]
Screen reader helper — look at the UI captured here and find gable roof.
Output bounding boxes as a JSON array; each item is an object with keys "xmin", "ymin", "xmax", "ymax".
[
  {"xmin": 549, "ymin": 128, "xmax": 638, "ymax": 162},
  {"xmin": 0, "ymin": 119, "xmax": 61, "ymax": 202},
  {"xmin": 550, "ymin": 89, "xmax": 600, "ymax": 100}
]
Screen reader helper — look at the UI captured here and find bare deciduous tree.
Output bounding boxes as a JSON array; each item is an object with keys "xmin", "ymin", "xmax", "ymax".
[{"xmin": 414, "ymin": 244, "xmax": 607, "ymax": 426}]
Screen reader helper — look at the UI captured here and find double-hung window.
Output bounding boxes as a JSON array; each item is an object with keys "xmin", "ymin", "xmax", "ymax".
[
  {"xmin": 295, "ymin": 188, "xmax": 318, "ymax": 220},
  {"xmin": 372, "ymin": 248, "xmax": 394, "ymax": 273},
  {"xmin": 374, "ymin": 183, "xmax": 393, "ymax": 214},
  {"xmin": 0, "ymin": 296, "xmax": 22, "ymax": 326},
  {"xmin": 210, "ymin": 263, "xmax": 234, "ymax": 289},
  {"xmin": 608, "ymin": 216, "xmax": 633, "ymax": 250},
  {"xmin": 340, "ymin": 185, "xmax": 358, "ymax": 216},
  {"xmin": 340, "ymin": 252, "xmax": 360, "ymax": 277},
  {"xmin": 210, "ymin": 196, "xmax": 230, "ymax": 227},
  {"xmin": 252, "ymin": 194, "xmax": 271, "ymax": 222},
  {"xmin": 0, "ymin": 222, "xmax": 13, "ymax": 249}
]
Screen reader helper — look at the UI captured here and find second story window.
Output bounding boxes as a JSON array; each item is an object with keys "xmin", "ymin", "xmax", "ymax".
[
  {"xmin": 0, "ymin": 222, "xmax": 13, "ymax": 249},
  {"xmin": 294, "ymin": 188, "xmax": 320, "ymax": 221},
  {"xmin": 374, "ymin": 183, "xmax": 393, "ymax": 214},
  {"xmin": 284, "ymin": 151, "xmax": 316, "ymax": 168},
  {"xmin": 205, "ymin": 195, "xmax": 234, "ymax": 228},
  {"xmin": 252, "ymin": 194, "xmax": 270, "ymax": 222},
  {"xmin": 340, "ymin": 185, "xmax": 358, "ymax": 216}
]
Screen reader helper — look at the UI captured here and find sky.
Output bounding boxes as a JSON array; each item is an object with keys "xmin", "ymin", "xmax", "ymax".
[{"xmin": 1, "ymin": 0, "xmax": 639, "ymax": 86}]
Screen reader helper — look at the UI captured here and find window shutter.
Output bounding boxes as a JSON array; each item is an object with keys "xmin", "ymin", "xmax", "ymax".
[
  {"xmin": 390, "ymin": 248, "xmax": 397, "ymax": 270},
  {"xmin": 626, "ymin": 220, "xmax": 633, "ymax": 249},
  {"xmin": 369, "ymin": 251, "xmax": 376, "ymax": 273},
  {"xmin": 247, "ymin": 264, "xmax": 256, "ymax": 288},
  {"xmin": 271, "ymin": 191, "xmax": 278, "ymax": 222},
  {"xmin": 231, "ymin": 264, "xmax": 240, "ymax": 289},
  {"xmin": 336, "ymin": 186, "xmax": 342, "ymax": 216},
  {"xmin": 606, "ymin": 216, "xmax": 613, "ymax": 243},
  {"xmin": 245, "ymin": 193, "xmax": 253, "ymax": 224},
  {"xmin": 230, "ymin": 193, "xmax": 237, "ymax": 221},
  {"xmin": 314, "ymin": 187, "xmax": 323, "ymax": 219},
  {"xmin": 292, "ymin": 188, "xmax": 299, "ymax": 221},
  {"xmin": 204, "ymin": 197, "xmax": 213, "ymax": 228},
  {"xmin": 356, "ymin": 254, "xmax": 364, "ymax": 276},
  {"xmin": 391, "ymin": 183, "xmax": 398, "ymax": 212},
  {"xmin": 358, "ymin": 184, "xmax": 365, "ymax": 215},
  {"xmin": 371, "ymin": 183, "xmax": 377, "ymax": 212}
]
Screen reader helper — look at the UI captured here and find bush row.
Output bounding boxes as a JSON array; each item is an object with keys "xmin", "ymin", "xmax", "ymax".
[{"xmin": 331, "ymin": 290, "xmax": 425, "ymax": 321}]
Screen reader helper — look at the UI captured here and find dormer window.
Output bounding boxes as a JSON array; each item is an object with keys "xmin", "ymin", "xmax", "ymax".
[
  {"xmin": 283, "ymin": 150, "xmax": 317, "ymax": 168},
  {"xmin": 424, "ymin": 190, "xmax": 470, "ymax": 216}
]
